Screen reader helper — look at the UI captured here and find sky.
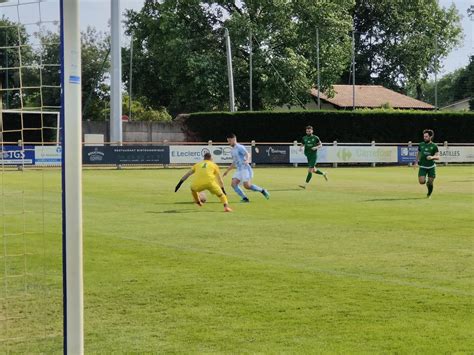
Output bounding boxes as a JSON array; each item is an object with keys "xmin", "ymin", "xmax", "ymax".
[{"xmin": 77, "ymin": 0, "xmax": 472, "ymax": 78}]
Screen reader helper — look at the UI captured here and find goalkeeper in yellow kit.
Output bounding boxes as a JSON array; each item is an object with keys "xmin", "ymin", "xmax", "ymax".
[{"xmin": 175, "ymin": 152, "xmax": 232, "ymax": 212}]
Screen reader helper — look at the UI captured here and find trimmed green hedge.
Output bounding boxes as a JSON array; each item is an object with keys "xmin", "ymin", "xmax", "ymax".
[{"xmin": 183, "ymin": 110, "xmax": 474, "ymax": 143}]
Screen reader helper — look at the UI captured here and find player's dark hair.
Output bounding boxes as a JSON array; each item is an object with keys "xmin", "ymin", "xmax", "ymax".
[
  {"xmin": 306, "ymin": 125, "xmax": 313, "ymax": 130},
  {"xmin": 423, "ymin": 129, "xmax": 434, "ymax": 138},
  {"xmin": 203, "ymin": 152, "xmax": 212, "ymax": 160},
  {"xmin": 227, "ymin": 133, "xmax": 236, "ymax": 139}
]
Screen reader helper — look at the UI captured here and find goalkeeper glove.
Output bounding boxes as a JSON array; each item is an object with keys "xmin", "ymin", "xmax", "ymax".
[{"xmin": 175, "ymin": 179, "xmax": 184, "ymax": 192}]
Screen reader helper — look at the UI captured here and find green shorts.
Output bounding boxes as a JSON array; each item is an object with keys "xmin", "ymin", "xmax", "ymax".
[
  {"xmin": 306, "ymin": 154, "xmax": 317, "ymax": 168},
  {"xmin": 418, "ymin": 167, "xmax": 436, "ymax": 178}
]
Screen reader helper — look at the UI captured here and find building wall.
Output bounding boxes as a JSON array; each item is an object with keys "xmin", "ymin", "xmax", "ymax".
[{"xmin": 82, "ymin": 121, "xmax": 187, "ymax": 142}]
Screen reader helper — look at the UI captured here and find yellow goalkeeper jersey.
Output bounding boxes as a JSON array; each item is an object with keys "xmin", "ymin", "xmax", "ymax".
[{"xmin": 192, "ymin": 160, "xmax": 220, "ymax": 185}]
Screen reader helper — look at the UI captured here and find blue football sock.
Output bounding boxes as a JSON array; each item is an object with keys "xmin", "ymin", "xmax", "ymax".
[
  {"xmin": 249, "ymin": 184, "xmax": 263, "ymax": 192},
  {"xmin": 233, "ymin": 185, "xmax": 247, "ymax": 199}
]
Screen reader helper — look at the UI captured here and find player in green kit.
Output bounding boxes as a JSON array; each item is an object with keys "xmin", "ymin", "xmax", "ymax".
[
  {"xmin": 299, "ymin": 125, "xmax": 328, "ymax": 189},
  {"xmin": 414, "ymin": 129, "xmax": 440, "ymax": 198}
]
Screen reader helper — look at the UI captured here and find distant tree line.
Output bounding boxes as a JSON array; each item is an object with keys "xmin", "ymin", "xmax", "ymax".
[
  {"xmin": 123, "ymin": 0, "xmax": 464, "ymax": 115},
  {"xmin": 1, "ymin": 1, "xmax": 468, "ymax": 120}
]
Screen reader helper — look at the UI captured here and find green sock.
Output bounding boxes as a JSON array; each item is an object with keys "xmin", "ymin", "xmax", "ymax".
[
  {"xmin": 427, "ymin": 182, "xmax": 433, "ymax": 196},
  {"xmin": 306, "ymin": 172, "xmax": 312, "ymax": 183},
  {"xmin": 315, "ymin": 169, "xmax": 324, "ymax": 175}
]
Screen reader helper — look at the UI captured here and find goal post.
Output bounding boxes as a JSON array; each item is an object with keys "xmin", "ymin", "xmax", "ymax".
[{"xmin": 60, "ymin": 0, "xmax": 83, "ymax": 353}]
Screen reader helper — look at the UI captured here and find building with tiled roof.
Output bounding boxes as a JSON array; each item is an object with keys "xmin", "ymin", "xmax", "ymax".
[{"xmin": 310, "ymin": 85, "xmax": 435, "ymax": 110}]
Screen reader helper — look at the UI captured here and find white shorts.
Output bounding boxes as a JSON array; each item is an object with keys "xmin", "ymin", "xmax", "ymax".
[{"xmin": 233, "ymin": 165, "xmax": 254, "ymax": 182}]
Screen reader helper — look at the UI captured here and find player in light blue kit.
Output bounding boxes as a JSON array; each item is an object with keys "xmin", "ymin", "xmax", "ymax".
[{"xmin": 223, "ymin": 133, "xmax": 270, "ymax": 202}]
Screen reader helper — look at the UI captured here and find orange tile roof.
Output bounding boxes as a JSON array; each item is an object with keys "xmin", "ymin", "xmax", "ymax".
[{"xmin": 311, "ymin": 85, "xmax": 434, "ymax": 110}]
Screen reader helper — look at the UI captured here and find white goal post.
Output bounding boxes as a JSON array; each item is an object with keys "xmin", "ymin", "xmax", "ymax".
[{"xmin": 60, "ymin": 0, "xmax": 84, "ymax": 353}]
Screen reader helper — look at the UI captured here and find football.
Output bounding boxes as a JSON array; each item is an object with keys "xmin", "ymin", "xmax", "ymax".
[{"xmin": 199, "ymin": 192, "xmax": 207, "ymax": 203}]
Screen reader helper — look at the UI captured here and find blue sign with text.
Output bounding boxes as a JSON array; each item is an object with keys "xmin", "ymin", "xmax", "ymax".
[
  {"xmin": 1, "ymin": 146, "xmax": 35, "ymax": 165},
  {"xmin": 398, "ymin": 146, "xmax": 418, "ymax": 164}
]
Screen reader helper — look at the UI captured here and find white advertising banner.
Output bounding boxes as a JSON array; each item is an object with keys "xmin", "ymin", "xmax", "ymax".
[
  {"xmin": 438, "ymin": 146, "xmax": 474, "ymax": 163},
  {"xmin": 35, "ymin": 146, "xmax": 62, "ymax": 166},
  {"xmin": 290, "ymin": 146, "xmax": 329, "ymax": 163},
  {"xmin": 169, "ymin": 145, "xmax": 251, "ymax": 164},
  {"xmin": 290, "ymin": 146, "xmax": 398, "ymax": 163}
]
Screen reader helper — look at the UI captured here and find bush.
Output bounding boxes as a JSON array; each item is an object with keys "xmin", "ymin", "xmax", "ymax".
[
  {"xmin": 123, "ymin": 96, "xmax": 172, "ymax": 122},
  {"xmin": 183, "ymin": 110, "xmax": 474, "ymax": 143}
]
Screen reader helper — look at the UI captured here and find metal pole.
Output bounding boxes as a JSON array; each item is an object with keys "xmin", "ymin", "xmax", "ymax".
[
  {"xmin": 316, "ymin": 27, "xmax": 321, "ymax": 110},
  {"xmin": 249, "ymin": 27, "xmax": 253, "ymax": 111},
  {"xmin": 60, "ymin": 0, "xmax": 84, "ymax": 352},
  {"xmin": 5, "ymin": 31, "xmax": 9, "ymax": 108},
  {"xmin": 129, "ymin": 31, "xmax": 133, "ymax": 120},
  {"xmin": 225, "ymin": 28, "xmax": 235, "ymax": 112},
  {"xmin": 0, "ymin": 81, "xmax": 3, "ymax": 142},
  {"xmin": 352, "ymin": 27, "xmax": 356, "ymax": 110},
  {"xmin": 434, "ymin": 37, "xmax": 438, "ymax": 110},
  {"xmin": 110, "ymin": 0, "xmax": 122, "ymax": 144}
]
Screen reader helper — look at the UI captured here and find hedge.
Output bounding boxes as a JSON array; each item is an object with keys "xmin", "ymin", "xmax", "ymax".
[{"xmin": 182, "ymin": 110, "xmax": 474, "ymax": 143}]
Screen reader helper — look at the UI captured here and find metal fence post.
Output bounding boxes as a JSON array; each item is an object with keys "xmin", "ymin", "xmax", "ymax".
[
  {"xmin": 163, "ymin": 139, "xmax": 169, "ymax": 168},
  {"xmin": 408, "ymin": 141, "xmax": 412, "ymax": 166},
  {"xmin": 333, "ymin": 140, "xmax": 338, "ymax": 168},
  {"xmin": 371, "ymin": 140, "xmax": 376, "ymax": 167},
  {"xmin": 251, "ymin": 140, "xmax": 256, "ymax": 167},
  {"xmin": 293, "ymin": 140, "xmax": 298, "ymax": 167},
  {"xmin": 17, "ymin": 139, "xmax": 23, "ymax": 171},
  {"xmin": 444, "ymin": 141, "xmax": 448, "ymax": 166}
]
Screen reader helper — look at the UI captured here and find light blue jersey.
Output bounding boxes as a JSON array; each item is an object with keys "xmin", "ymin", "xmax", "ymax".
[
  {"xmin": 231, "ymin": 143, "xmax": 253, "ymax": 181},
  {"xmin": 229, "ymin": 142, "xmax": 269, "ymax": 199},
  {"xmin": 232, "ymin": 143, "xmax": 249, "ymax": 170}
]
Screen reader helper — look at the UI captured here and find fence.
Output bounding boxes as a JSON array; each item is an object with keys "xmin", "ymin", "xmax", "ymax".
[{"xmin": 2, "ymin": 141, "xmax": 474, "ymax": 168}]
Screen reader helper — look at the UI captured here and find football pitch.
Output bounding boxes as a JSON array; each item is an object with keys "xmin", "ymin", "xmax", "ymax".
[{"xmin": 1, "ymin": 165, "xmax": 473, "ymax": 352}]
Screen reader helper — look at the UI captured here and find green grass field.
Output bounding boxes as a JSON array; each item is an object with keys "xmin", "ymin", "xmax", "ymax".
[{"xmin": 1, "ymin": 165, "xmax": 473, "ymax": 353}]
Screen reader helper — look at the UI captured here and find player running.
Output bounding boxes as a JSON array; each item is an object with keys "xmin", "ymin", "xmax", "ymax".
[
  {"xmin": 223, "ymin": 133, "xmax": 270, "ymax": 202},
  {"xmin": 414, "ymin": 129, "xmax": 440, "ymax": 198},
  {"xmin": 299, "ymin": 125, "xmax": 328, "ymax": 189},
  {"xmin": 175, "ymin": 152, "xmax": 232, "ymax": 212}
]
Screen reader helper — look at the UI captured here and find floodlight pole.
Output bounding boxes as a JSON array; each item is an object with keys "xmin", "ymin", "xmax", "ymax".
[
  {"xmin": 60, "ymin": 0, "xmax": 84, "ymax": 353},
  {"xmin": 225, "ymin": 28, "xmax": 236, "ymax": 112},
  {"xmin": 110, "ymin": 0, "xmax": 122, "ymax": 144},
  {"xmin": 316, "ymin": 27, "xmax": 321, "ymax": 110},
  {"xmin": 352, "ymin": 27, "xmax": 356, "ymax": 110},
  {"xmin": 434, "ymin": 37, "xmax": 438, "ymax": 110},
  {"xmin": 249, "ymin": 27, "xmax": 253, "ymax": 111},
  {"xmin": 4, "ymin": 31, "xmax": 9, "ymax": 108},
  {"xmin": 129, "ymin": 31, "xmax": 133, "ymax": 120}
]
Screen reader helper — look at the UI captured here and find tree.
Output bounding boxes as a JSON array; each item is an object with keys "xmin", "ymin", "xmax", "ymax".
[
  {"xmin": 122, "ymin": 95, "xmax": 172, "ymax": 122},
  {"xmin": 33, "ymin": 27, "xmax": 110, "ymax": 121},
  {"xmin": 468, "ymin": 5, "xmax": 474, "ymax": 20},
  {"xmin": 124, "ymin": 0, "xmax": 354, "ymax": 114},
  {"xmin": 0, "ymin": 17, "xmax": 32, "ymax": 110},
  {"xmin": 344, "ymin": 0, "xmax": 463, "ymax": 98},
  {"xmin": 80, "ymin": 27, "xmax": 111, "ymax": 121},
  {"xmin": 421, "ymin": 55, "xmax": 473, "ymax": 110}
]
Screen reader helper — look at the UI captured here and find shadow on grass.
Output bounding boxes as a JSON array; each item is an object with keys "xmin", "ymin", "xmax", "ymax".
[
  {"xmin": 147, "ymin": 209, "xmax": 220, "ymax": 214},
  {"xmin": 362, "ymin": 197, "xmax": 426, "ymax": 202},
  {"xmin": 155, "ymin": 201, "xmax": 220, "ymax": 205},
  {"xmin": 268, "ymin": 188, "xmax": 303, "ymax": 192}
]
